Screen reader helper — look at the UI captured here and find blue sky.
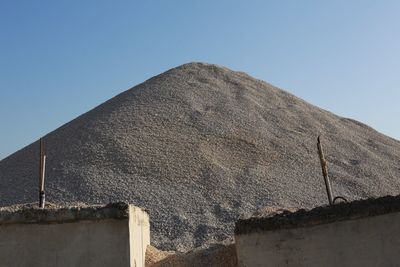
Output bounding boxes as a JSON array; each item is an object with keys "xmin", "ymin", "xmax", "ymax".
[{"xmin": 1, "ymin": 1, "xmax": 400, "ymax": 159}]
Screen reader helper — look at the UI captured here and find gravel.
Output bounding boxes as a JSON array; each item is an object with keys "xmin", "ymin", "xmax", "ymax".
[{"xmin": 1, "ymin": 62, "xmax": 400, "ymax": 252}]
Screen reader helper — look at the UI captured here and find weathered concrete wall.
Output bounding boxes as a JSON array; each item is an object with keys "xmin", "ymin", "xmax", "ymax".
[
  {"xmin": 0, "ymin": 219, "xmax": 130, "ymax": 267},
  {"xmin": 129, "ymin": 205, "xmax": 150, "ymax": 267},
  {"xmin": 0, "ymin": 203, "xmax": 149, "ymax": 267},
  {"xmin": 235, "ymin": 195, "xmax": 400, "ymax": 267}
]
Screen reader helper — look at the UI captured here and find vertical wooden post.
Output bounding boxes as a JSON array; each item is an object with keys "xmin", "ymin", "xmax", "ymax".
[
  {"xmin": 39, "ymin": 138, "xmax": 46, "ymax": 209},
  {"xmin": 317, "ymin": 135, "xmax": 333, "ymax": 206}
]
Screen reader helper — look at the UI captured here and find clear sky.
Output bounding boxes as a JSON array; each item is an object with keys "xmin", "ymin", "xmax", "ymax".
[{"xmin": 1, "ymin": 1, "xmax": 400, "ymax": 160}]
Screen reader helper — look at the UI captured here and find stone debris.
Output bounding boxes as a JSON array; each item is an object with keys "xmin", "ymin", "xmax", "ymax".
[
  {"xmin": 1, "ymin": 62, "xmax": 400, "ymax": 251},
  {"xmin": 146, "ymin": 239, "xmax": 237, "ymax": 267}
]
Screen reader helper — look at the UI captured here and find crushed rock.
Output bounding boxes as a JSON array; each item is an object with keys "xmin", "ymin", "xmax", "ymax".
[{"xmin": 1, "ymin": 62, "xmax": 400, "ymax": 251}]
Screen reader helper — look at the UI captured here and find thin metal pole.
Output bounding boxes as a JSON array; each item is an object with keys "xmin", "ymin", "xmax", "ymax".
[
  {"xmin": 39, "ymin": 138, "xmax": 46, "ymax": 209},
  {"xmin": 317, "ymin": 136, "xmax": 333, "ymax": 206}
]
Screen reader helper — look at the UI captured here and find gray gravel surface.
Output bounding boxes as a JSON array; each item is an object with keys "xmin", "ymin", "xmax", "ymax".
[{"xmin": 1, "ymin": 62, "xmax": 400, "ymax": 251}]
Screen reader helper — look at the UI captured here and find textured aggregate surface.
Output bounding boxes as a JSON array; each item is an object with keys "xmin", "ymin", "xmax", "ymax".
[
  {"xmin": 1, "ymin": 62, "xmax": 400, "ymax": 251},
  {"xmin": 147, "ymin": 240, "xmax": 237, "ymax": 267},
  {"xmin": 0, "ymin": 202, "xmax": 130, "ymax": 224},
  {"xmin": 236, "ymin": 194, "xmax": 400, "ymax": 235}
]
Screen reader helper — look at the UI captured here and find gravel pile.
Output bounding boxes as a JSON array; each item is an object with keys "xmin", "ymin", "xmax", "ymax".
[{"xmin": 1, "ymin": 62, "xmax": 400, "ymax": 251}]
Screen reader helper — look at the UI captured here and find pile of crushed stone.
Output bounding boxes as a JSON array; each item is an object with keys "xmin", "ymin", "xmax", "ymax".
[{"xmin": 1, "ymin": 62, "xmax": 400, "ymax": 252}]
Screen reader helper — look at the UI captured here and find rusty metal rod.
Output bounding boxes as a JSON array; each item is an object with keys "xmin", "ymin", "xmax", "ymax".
[
  {"xmin": 39, "ymin": 138, "xmax": 46, "ymax": 209},
  {"xmin": 317, "ymin": 135, "xmax": 333, "ymax": 206}
]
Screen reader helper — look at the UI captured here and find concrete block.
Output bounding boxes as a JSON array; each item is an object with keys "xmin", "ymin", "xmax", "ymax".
[
  {"xmin": 235, "ymin": 195, "xmax": 400, "ymax": 267},
  {"xmin": 0, "ymin": 203, "xmax": 149, "ymax": 267}
]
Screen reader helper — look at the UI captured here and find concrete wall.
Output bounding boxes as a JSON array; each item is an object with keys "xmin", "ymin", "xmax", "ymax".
[
  {"xmin": 129, "ymin": 205, "xmax": 150, "ymax": 267},
  {"xmin": 0, "ymin": 203, "xmax": 149, "ymax": 267},
  {"xmin": 236, "ymin": 211, "xmax": 400, "ymax": 267}
]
